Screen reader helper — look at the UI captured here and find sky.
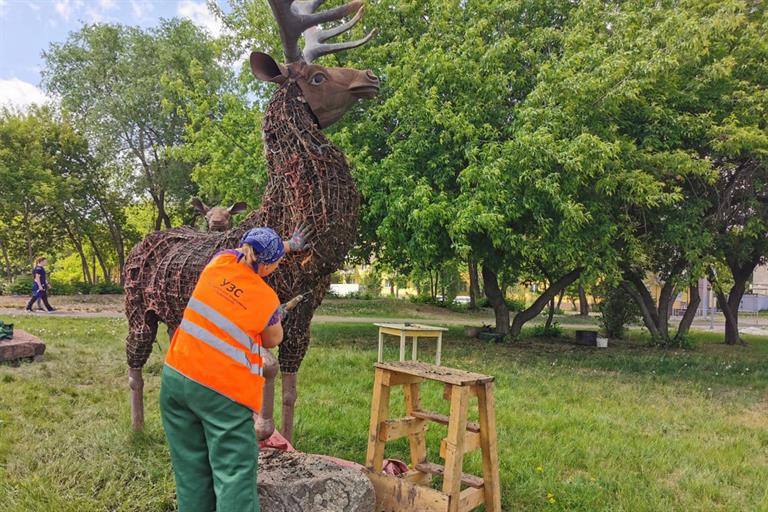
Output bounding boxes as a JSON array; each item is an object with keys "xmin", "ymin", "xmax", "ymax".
[{"xmin": 0, "ymin": 0, "xmax": 225, "ymax": 109}]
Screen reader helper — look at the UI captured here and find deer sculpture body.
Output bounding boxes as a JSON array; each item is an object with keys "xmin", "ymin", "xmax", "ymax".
[{"xmin": 124, "ymin": 0, "xmax": 378, "ymax": 442}]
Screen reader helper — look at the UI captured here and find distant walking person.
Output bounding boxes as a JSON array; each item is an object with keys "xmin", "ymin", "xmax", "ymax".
[{"xmin": 25, "ymin": 257, "xmax": 55, "ymax": 312}]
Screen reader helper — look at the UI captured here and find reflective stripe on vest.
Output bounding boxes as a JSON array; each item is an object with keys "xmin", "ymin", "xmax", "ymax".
[
  {"xmin": 186, "ymin": 297, "xmax": 262, "ymax": 357},
  {"xmin": 178, "ymin": 319, "xmax": 263, "ymax": 377}
]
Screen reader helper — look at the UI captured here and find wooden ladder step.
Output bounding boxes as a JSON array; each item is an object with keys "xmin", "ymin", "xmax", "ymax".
[
  {"xmin": 414, "ymin": 462, "xmax": 484, "ymax": 489},
  {"xmin": 440, "ymin": 431, "xmax": 481, "ymax": 458},
  {"xmin": 378, "ymin": 416, "xmax": 426, "ymax": 441},
  {"xmin": 412, "ymin": 410, "xmax": 481, "ymax": 433}
]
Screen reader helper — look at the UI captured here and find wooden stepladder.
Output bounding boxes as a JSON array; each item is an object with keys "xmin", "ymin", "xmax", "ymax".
[{"xmin": 365, "ymin": 361, "xmax": 501, "ymax": 512}]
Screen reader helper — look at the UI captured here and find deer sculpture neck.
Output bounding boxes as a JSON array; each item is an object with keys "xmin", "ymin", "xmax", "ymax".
[{"xmin": 233, "ymin": 81, "xmax": 356, "ymax": 278}]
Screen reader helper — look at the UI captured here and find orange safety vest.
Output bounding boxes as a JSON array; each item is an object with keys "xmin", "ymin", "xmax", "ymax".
[{"xmin": 165, "ymin": 251, "xmax": 280, "ymax": 412}]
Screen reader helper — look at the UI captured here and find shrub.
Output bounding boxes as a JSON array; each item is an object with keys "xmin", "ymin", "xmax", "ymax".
[
  {"xmin": 529, "ymin": 323, "xmax": 564, "ymax": 338},
  {"xmin": 90, "ymin": 282, "xmax": 124, "ymax": 295},
  {"xmin": 409, "ymin": 294, "xmax": 437, "ymax": 305},
  {"xmin": 361, "ymin": 269, "xmax": 382, "ymax": 298},
  {"xmin": 599, "ymin": 287, "xmax": 641, "ymax": 339},
  {"xmin": 49, "ymin": 281, "xmax": 77, "ymax": 295},
  {"xmin": 347, "ymin": 291, "xmax": 374, "ymax": 300},
  {"xmin": 478, "ymin": 297, "xmax": 525, "ymax": 311},
  {"xmin": 8, "ymin": 276, "xmax": 34, "ymax": 295}
]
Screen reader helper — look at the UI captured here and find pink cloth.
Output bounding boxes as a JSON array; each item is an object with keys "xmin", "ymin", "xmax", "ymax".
[
  {"xmin": 259, "ymin": 430, "xmax": 295, "ymax": 451},
  {"xmin": 382, "ymin": 459, "xmax": 409, "ymax": 476}
]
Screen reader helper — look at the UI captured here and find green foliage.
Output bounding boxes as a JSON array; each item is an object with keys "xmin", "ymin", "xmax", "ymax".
[
  {"xmin": 529, "ymin": 322, "xmax": 565, "ymax": 339},
  {"xmin": 599, "ymin": 287, "xmax": 642, "ymax": 339},
  {"xmin": 478, "ymin": 297, "xmax": 525, "ymax": 312},
  {"xmin": 7, "ymin": 277, "xmax": 33, "ymax": 295},
  {"xmin": 361, "ymin": 268, "xmax": 383, "ymax": 298}
]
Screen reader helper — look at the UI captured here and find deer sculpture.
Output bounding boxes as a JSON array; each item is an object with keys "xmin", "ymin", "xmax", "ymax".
[
  {"xmin": 124, "ymin": 0, "xmax": 378, "ymax": 442},
  {"xmin": 190, "ymin": 197, "xmax": 248, "ymax": 232}
]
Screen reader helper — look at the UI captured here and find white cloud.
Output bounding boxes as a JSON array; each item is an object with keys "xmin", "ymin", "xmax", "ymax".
[
  {"xmin": 98, "ymin": 0, "xmax": 116, "ymax": 9},
  {"xmin": 0, "ymin": 0, "xmax": 8, "ymax": 17},
  {"xmin": 177, "ymin": 0, "xmax": 224, "ymax": 37},
  {"xmin": 131, "ymin": 0, "xmax": 154, "ymax": 21},
  {"xmin": 87, "ymin": 8, "xmax": 106, "ymax": 23},
  {"xmin": 53, "ymin": 0, "xmax": 84, "ymax": 22},
  {"xmin": 0, "ymin": 78, "xmax": 48, "ymax": 110},
  {"xmin": 54, "ymin": 0, "xmax": 72, "ymax": 21}
]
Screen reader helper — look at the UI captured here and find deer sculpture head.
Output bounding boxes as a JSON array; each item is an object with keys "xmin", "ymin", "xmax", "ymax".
[
  {"xmin": 190, "ymin": 197, "xmax": 248, "ymax": 232},
  {"xmin": 251, "ymin": 0, "xmax": 380, "ymax": 128}
]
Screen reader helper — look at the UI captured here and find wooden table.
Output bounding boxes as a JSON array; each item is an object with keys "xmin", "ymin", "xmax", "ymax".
[{"xmin": 374, "ymin": 323, "xmax": 449, "ymax": 365}]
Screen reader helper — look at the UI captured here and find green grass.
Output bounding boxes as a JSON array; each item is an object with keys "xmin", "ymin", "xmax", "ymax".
[
  {"xmin": 315, "ymin": 297, "xmax": 492, "ymax": 319},
  {"xmin": 1, "ymin": 317, "xmax": 768, "ymax": 511}
]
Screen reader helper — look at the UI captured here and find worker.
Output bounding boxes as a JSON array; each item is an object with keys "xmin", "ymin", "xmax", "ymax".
[{"xmin": 160, "ymin": 225, "xmax": 310, "ymax": 512}]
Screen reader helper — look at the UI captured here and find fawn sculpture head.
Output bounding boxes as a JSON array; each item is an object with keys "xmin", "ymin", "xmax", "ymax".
[
  {"xmin": 251, "ymin": 0, "xmax": 379, "ymax": 128},
  {"xmin": 190, "ymin": 197, "xmax": 248, "ymax": 232}
]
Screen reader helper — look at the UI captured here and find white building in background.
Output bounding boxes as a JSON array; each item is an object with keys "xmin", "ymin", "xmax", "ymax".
[
  {"xmin": 329, "ymin": 283, "xmax": 360, "ymax": 297},
  {"xmin": 752, "ymin": 265, "xmax": 768, "ymax": 295}
]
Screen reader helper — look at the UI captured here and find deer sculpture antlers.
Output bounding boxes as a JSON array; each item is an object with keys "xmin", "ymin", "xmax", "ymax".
[{"xmin": 266, "ymin": 0, "xmax": 377, "ymax": 63}]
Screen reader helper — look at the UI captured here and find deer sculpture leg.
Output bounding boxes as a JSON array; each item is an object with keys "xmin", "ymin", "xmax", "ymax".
[
  {"xmin": 127, "ymin": 310, "xmax": 159, "ymax": 431},
  {"xmin": 254, "ymin": 348, "xmax": 280, "ymax": 441},
  {"xmin": 278, "ymin": 305, "xmax": 312, "ymax": 444},
  {"xmin": 278, "ymin": 278, "xmax": 330, "ymax": 443}
]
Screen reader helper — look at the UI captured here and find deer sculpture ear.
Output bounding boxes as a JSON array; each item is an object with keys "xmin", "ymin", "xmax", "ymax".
[
  {"xmin": 228, "ymin": 202, "xmax": 248, "ymax": 215},
  {"xmin": 191, "ymin": 197, "xmax": 210, "ymax": 215},
  {"xmin": 250, "ymin": 52, "xmax": 287, "ymax": 84}
]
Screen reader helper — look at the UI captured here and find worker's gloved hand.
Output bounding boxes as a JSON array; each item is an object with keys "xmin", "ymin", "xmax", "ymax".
[{"xmin": 287, "ymin": 224, "xmax": 311, "ymax": 252}]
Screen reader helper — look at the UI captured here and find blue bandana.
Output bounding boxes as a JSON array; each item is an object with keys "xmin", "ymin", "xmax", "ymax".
[{"xmin": 239, "ymin": 227, "xmax": 285, "ymax": 264}]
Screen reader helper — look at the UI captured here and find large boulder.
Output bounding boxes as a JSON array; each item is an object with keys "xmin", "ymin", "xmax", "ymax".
[
  {"xmin": 0, "ymin": 329, "xmax": 45, "ymax": 363},
  {"xmin": 258, "ymin": 449, "xmax": 375, "ymax": 512}
]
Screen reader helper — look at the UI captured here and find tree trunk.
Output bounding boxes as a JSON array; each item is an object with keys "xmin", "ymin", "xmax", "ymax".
[
  {"xmin": 510, "ymin": 268, "xmax": 582, "ymax": 337},
  {"xmin": 621, "ymin": 281, "xmax": 662, "ymax": 340},
  {"xmin": 712, "ymin": 259, "xmax": 756, "ymax": 346},
  {"xmin": 482, "ymin": 264, "xmax": 509, "ymax": 335},
  {"xmin": 468, "ymin": 258, "xmax": 481, "ymax": 309},
  {"xmin": 675, "ymin": 284, "xmax": 701, "ymax": 340},
  {"xmin": 151, "ymin": 190, "xmax": 172, "ymax": 231},
  {"xmin": 23, "ymin": 203, "xmax": 33, "ymax": 266},
  {"xmin": 82, "ymin": 229, "xmax": 111, "ymax": 284},
  {"xmin": 0, "ymin": 238, "xmax": 11, "ymax": 280},
  {"xmin": 715, "ymin": 288, "xmax": 742, "ymax": 345},
  {"xmin": 656, "ymin": 279, "xmax": 677, "ymax": 341},
  {"xmin": 544, "ymin": 297, "xmax": 555, "ymax": 330},
  {"xmin": 578, "ymin": 285, "xmax": 589, "ymax": 316},
  {"xmin": 719, "ymin": 276, "xmax": 748, "ymax": 345},
  {"xmin": 97, "ymin": 199, "xmax": 126, "ymax": 285},
  {"xmin": 54, "ymin": 212, "xmax": 92, "ymax": 284},
  {"xmin": 428, "ymin": 272, "xmax": 435, "ymax": 300}
]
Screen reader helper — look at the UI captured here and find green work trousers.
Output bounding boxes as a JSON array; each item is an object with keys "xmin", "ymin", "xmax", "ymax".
[{"xmin": 160, "ymin": 365, "xmax": 259, "ymax": 512}]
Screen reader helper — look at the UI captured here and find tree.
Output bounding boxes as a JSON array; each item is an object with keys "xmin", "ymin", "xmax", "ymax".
[
  {"xmin": 329, "ymin": 0, "xmax": 579, "ymax": 333},
  {"xmin": 484, "ymin": 0, "xmax": 766, "ymax": 343},
  {"xmin": 42, "ymin": 20, "xmax": 225, "ymax": 231}
]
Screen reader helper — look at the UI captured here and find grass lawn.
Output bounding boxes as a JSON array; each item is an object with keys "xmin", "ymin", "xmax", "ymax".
[{"xmin": 1, "ymin": 316, "xmax": 767, "ymax": 511}]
